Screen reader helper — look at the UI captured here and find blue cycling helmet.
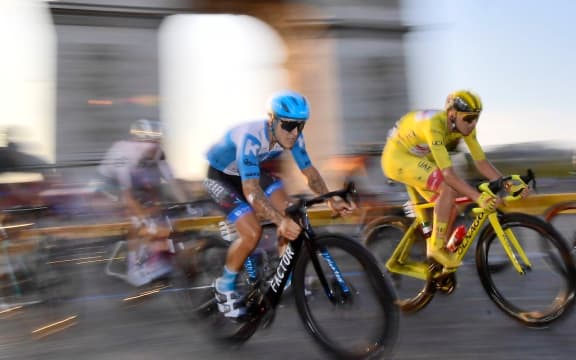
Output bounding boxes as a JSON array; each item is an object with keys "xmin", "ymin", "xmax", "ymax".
[{"xmin": 267, "ymin": 90, "xmax": 310, "ymax": 121}]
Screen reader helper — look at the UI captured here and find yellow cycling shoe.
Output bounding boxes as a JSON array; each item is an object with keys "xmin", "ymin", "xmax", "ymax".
[{"xmin": 426, "ymin": 238, "xmax": 462, "ymax": 269}]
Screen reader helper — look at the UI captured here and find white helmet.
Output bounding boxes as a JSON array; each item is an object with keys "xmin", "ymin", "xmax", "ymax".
[{"xmin": 130, "ymin": 119, "xmax": 163, "ymax": 141}]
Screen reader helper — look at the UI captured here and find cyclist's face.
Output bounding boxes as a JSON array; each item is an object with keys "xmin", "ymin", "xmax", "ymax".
[
  {"xmin": 455, "ymin": 111, "xmax": 479, "ymax": 135},
  {"xmin": 274, "ymin": 119, "xmax": 303, "ymax": 149}
]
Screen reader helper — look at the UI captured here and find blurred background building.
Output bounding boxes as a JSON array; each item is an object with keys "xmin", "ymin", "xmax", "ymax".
[
  {"xmin": 2, "ymin": 0, "xmax": 573, "ymax": 196},
  {"xmin": 47, "ymin": 0, "xmax": 409, "ymax": 191}
]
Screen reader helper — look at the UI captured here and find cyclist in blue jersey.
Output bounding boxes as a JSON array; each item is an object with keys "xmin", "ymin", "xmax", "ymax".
[{"xmin": 204, "ymin": 90, "xmax": 354, "ymax": 318}]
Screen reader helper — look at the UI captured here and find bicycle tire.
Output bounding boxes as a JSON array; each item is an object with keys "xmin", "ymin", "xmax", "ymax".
[
  {"xmin": 362, "ymin": 215, "xmax": 433, "ymax": 313},
  {"xmin": 171, "ymin": 232, "xmax": 229, "ymax": 319},
  {"xmin": 476, "ymin": 212, "xmax": 576, "ymax": 327},
  {"xmin": 293, "ymin": 234, "xmax": 399, "ymax": 360},
  {"xmin": 544, "ymin": 201, "xmax": 576, "ymax": 252}
]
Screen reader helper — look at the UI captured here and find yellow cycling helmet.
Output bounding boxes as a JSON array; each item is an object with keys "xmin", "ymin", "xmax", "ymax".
[{"xmin": 445, "ymin": 90, "xmax": 482, "ymax": 113}]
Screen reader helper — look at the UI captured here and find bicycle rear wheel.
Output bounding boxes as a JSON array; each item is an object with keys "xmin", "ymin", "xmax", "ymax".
[
  {"xmin": 363, "ymin": 216, "xmax": 432, "ymax": 312},
  {"xmin": 476, "ymin": 213, "xmax": 576, "ymax": 327},
  {"xmin": 294, "ymin": 234, "xmax": 399, "ymax": 360}
]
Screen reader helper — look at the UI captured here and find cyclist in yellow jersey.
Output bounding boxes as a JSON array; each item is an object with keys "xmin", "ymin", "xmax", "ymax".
[{"xmin": 382, "ymin": 90, "xmax": 514, "ymax": 268}]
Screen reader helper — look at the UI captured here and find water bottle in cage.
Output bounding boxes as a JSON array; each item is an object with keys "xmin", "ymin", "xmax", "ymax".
[
  {"xmin": 420, "ymin": 220, "xmax": 432, "ymax": 238},
  {"xmin": 447, "ymin": 225, "xmax": 466, "ymax": 252}
]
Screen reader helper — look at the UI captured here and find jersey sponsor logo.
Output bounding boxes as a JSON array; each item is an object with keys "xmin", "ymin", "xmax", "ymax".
[
  {"xmin": 432, "ymin": 140, "xmax": 443, "ymax": 146},
  {"xmin": 243, "ymin": 138, "xmax": 260, "ymax": 156},
  {"xmin": 243, "ymin": 157, "xmax": 257, "ymax": 167},
  {"xmin": 410, "ymin": 144, "xmax": 430, "ymax": 156},
  {"xmin": 203, "ymin": 178, "xmax": 226, "ymax": 201},
  {"xmin": 417, "ymin": 160, "xmax": 432, "ymax": 172}
]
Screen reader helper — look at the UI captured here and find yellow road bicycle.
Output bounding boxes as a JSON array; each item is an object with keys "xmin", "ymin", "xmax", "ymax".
[{"xmin": 363, "ymin": 170, "xmax": 576, "ymax": 327}]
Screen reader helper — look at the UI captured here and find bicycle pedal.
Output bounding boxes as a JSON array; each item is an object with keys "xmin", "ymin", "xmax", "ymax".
[
  {"xmin": 434, "ymin": 273, "xmax": 457, "ymax": 294},
  {"xmin": 426, "ymin": 261, "xmax": 443, "ymax": 275}
]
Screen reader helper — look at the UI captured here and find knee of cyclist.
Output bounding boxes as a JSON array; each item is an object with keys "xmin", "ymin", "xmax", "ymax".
[{"xmin": 237, "ymin": 227, "xmax": 262, "ymax": 249}]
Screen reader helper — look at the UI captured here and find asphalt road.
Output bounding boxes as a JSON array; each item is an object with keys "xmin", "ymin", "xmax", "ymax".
[
  {"xmin": 4, "ymin": 173, "xmax": 576, "ymax": 360},
  {"xmin": 1, "ymin": 224, "xmax": 575, "ymax": 360}
]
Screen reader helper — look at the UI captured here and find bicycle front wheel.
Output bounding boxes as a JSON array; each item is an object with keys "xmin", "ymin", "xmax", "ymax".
[
  {"xmin": 293, "ymin": 234, "xmax": 399, "ymax": 360},
  {"xmin": 476, "ymin": 213, "xmax": 576, "ymax": 327}
]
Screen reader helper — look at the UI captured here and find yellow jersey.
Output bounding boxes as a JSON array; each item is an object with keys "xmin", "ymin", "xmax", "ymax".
[{"xmin": 387, "ymin": 110, "xmax": 486, "ymax": 169}]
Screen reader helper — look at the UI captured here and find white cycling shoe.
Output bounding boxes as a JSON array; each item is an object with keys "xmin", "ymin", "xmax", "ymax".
[{"xmin": 213, "ymin": 279, "xmax": 246, "ymax": 318}]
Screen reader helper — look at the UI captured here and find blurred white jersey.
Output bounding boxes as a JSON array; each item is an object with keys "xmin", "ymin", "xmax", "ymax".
[{"xmin": 98, "ymin": 140, "xmax": 173, "ymax": 190}]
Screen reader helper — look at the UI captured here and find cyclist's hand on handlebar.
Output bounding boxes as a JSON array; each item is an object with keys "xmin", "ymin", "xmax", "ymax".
[
  {"xmin": 504, "ymin": 181, "xmax": 531, "ymax": 199},
  {"xmin": 328, "ymin": 196, "xmax": 356, "ymax": 217},
  {"xmin": 277, "ymin": 217, "xmax": 301, "ymax": 241},
  {"xmin": 476, "ymin": 192, "xmax": 500, "ymax": 211}
]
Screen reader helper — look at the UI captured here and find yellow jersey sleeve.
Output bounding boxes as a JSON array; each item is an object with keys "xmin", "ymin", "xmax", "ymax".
[{"xmin": 463, "ymin": 129, "xmax": 486, "ymax": 161}]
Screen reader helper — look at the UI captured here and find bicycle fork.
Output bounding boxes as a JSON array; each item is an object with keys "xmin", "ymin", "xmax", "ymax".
[
  {"xmin": 488, "ymin": 213, "xmax": 532, "ymax": 274},
  {"xmin": 305, "ymin": 238, "xmax": 351, "ymax": 304}
]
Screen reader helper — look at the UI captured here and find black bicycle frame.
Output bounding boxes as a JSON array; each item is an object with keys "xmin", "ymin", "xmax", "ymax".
[{"xmin": 254, "ymin": 186, "xmax": 355, "ymax": 315}]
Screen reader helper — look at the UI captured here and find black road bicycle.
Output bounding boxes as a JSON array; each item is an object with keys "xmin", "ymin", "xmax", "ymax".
[{"xmin": 174, "ymin": 183, "xmax": 400, "ymax": 360}]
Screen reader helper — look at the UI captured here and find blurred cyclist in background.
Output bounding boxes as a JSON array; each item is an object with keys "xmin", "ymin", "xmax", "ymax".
[
  {"xmin": 204, "ymin": 90, "xmax": 354, "ymax": 319},
  {"xmin": 381, "ymin": 90, "xmax": 527, "ymax": 269},
  {"xmin": 98, "ymin": 119, "xmax": 192, "ymax": 287}
]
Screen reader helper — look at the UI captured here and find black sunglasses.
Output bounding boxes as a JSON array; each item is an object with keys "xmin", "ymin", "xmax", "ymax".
[
  {"xmin": 279, "ymin": 120, "xmax": 305, "ymax": 133},
  {"xmin": 461, "ymin": 113, "xmax": 479, "ymax": 124}
]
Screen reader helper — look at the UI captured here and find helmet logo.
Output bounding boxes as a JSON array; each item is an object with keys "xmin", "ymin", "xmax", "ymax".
[
  {"xmin": 447, "ymin": 90, "xmax": 482, "ymax": 113},
  {"xmin": 454, "ymin": 97, "xmax": 473, "ymax": 112}
]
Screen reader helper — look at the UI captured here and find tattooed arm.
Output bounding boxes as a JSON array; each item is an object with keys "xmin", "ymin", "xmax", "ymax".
[
  {"xmin": 242, "ymin": 178, "xmax": 284, "ymax": 225},
  {"xmin": 242, "ymin": 178, "xmax": 301, "ymax": 240},
  {"xmin": 301, "ymin": 166, "xmax": 329, "ymax": 195},
  {"xmin": 301, "ymin": 165, "xmax": 356, "ymax": 216}
]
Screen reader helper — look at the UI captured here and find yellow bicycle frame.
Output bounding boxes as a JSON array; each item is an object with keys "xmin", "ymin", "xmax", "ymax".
[{"xmin": 386, "ymin": 175, "xmax": 532, "ymax": 280}]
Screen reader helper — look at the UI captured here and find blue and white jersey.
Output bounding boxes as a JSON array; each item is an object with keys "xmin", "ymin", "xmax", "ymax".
[{"xmin": 206, "ymin": 120, "xmax": 312, "ymax": 180}]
